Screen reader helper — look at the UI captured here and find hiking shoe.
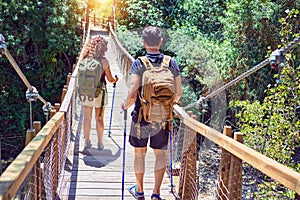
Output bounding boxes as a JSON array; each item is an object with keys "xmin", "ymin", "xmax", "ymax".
[
  {"xmin": 151, "ymin": 194, "xmax": 162, "ymax": 200},
  {"xmin": 98, "ymin": 143, "xmax": 104, "ymax": 150},
  {"xmin": 84, "ymin": 141, "xmax": 92, "ymax": 149},
  {"xmin": 128, "ymin": 184, "xmax": 145, "ymax": 200}
]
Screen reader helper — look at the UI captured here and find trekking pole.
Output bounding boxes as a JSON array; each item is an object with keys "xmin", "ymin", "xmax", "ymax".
[
  {"xmin": 121, "ymin": 109, "xmax": 127, "ymax": 200},
  {"xmin": 108, "ymin": 75, "xmax": 118, "ymax": 137},
  {"xmin": 169, "ymin": 125, "xmax": 175, "ymax": 190}
]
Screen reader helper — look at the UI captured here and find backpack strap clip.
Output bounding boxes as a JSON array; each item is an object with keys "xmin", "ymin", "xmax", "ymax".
[{"xmin": 161, "ymin": 55, "xmax": 171, "ymax": 68}]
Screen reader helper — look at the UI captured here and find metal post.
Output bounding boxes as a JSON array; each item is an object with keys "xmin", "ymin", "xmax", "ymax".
[
  {"xmin": 108, "ymin": 76, "xmax": 117, "ymax": 137},
  {"xmin": 112, "ymin": 0, "xmax": 116, "ymax": 31},
  {"xmin": 169, "ymin": 128, "xmax": 174, "ymax": 189},
  {"xmin": 121, "ymin": 110, "xmax": 127, "ymax": 200},
  {"xmin": 0, "ymin": 136, "xmax": 2, "ymax": 175},
  {"xmin": 29, "ymin": 101, "xmax": 33, "ymax": 129}
]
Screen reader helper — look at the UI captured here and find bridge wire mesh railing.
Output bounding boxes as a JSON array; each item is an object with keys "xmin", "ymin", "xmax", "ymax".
[
  {"xmin": 14, "ymin": 115, "xmax": 69, "ymax": 200},
  {"xmin": 2, "ymin": 67, "xmax": 75, "ymax": 199},
  {"xmin": 0, "ymin": 110, "xmax": 70, "ymax": 199}
]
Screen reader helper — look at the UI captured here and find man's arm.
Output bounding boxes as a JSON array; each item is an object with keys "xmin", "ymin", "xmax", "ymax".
[
  {"xmin": 174, "ymin": 75, "xmax": 182, "ymax": 104},
  {"xmin": 122, "ymin": 74, "xmax": 140, "ymax": 110}
]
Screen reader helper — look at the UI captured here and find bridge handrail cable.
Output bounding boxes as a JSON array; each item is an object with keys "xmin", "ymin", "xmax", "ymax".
[{"xmin": 184, "ymin": 36, "xmax": 300, "ymax": 110}]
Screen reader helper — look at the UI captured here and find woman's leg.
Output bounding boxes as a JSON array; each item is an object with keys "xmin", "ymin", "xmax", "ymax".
[
  {"xmin": 83, "ymin": 106, "xmax": 93, "ymax": 144},
  {"xmin": 95, "ymin": 107, "xmax": 105, "ymax": 145}
]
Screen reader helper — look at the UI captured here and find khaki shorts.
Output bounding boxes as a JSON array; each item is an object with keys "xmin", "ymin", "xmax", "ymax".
[{"xmin": 79, "ymin": 87, "xmax": 108, "ymax": 108}]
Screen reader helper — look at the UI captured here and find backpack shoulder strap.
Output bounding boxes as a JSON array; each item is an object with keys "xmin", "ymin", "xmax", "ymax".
[
  {"xmin": 162, "ymin": 55, "xmax": 171, "ymax": 68},
  {"xmin": 139, "ymin": 55, "xmax": 172, "ymax": 69},
  {"xmin": 139, "ymin": 56, "xmax": 154, "ymax": 70}
]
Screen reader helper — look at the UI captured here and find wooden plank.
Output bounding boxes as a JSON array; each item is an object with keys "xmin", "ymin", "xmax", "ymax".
[
  {"xmin": 217, "ymin": 126, "xmax": 232, "ymax": 199},
  {"xmin": 228, "ymin": 132, "xmax": 243, "ymax": 200}
]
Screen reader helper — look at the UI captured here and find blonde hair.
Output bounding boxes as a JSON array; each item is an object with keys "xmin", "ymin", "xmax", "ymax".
[{"xmin": 83, "ymin": 35, "xmax": 108, "ymax": 59}]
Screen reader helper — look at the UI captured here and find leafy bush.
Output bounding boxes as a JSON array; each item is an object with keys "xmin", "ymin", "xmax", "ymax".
[
  {"xmin": 229, "ymin": 8, "xmax": 300, "ymax": 198},
  {"xmin": 116, "ymin": 26, "xmax": 144, "ymax": 57}
]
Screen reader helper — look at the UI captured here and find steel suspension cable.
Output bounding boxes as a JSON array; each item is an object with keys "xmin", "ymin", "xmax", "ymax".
[
  {"xmin": 0, "ymin": 34, "xmax": 53, "ymax": 124},
  {"xmin": 184, "ymin": 36, "xmax": 300, "ymax": 110},
  {"xmin": 4, "ymin": 49, "xmax": 48, "ymax": 105}
]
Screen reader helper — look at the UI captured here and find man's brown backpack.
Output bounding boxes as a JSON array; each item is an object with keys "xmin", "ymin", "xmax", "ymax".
[{"xmin": 137, "ymin": 55, "xmax": 175, "ymax": 129}]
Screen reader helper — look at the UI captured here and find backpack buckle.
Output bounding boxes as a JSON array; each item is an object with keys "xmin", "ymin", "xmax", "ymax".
[{"xmin": 88, "ymin": 96, "xmax": 94, "ymax": 101}]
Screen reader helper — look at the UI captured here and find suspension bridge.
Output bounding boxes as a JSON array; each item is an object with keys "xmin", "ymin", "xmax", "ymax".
[
  {"xmin": 0, "ymin": 17, "xmax": 299, "ymax": 200},
  {"xmin": 57, "ymin": 27, "xmax": 177, "ymax": 199}
]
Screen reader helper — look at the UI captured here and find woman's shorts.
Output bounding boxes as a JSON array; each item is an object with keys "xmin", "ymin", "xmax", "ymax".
[
  {"xmin": 129, "ymin": 121, "xmax": 169, "ymax": 150},
  {"xmin": 79, "ymin": 87, "xmax": 108, "ymax": 108}
]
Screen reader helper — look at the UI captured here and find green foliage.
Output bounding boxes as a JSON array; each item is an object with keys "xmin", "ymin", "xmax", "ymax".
[
  {"xmin": 116, "ymin": 26, "xmax": 144, "ymax": 57},
  {"xmin": 278, "ymin": 7, "xmax": 300, "ymax": 79},
  {"xmin": 120, "ymin": 0, "xmax": 164, "ymax": 28},
  {"xmin": 173, "ymin": 0, "xmax": 226, "ymax": 40},
  {"xmin": 255, "ymin": 180, "xmax": 296, "ymax": 199},
  {"xmin": 120, "ymin": 0, "xmax": 185, "ymax": 28},
  {"xmin": 231, "ymin": 7, "xmax": 300, "ymax": 159},
  {"xmin": 229, "ymin": 8, "xmax": 300, "ymax": 198},
  {"xmin": 219, "ymin": 0, "xmax": 300, "ymax": 101},
  {"xmin": 230, "ymin": 65, "xmax": 300, "ymax": 198},
  {"xmin": 219, "ymin": 0, "xmax": 278, "ymax": 100}
]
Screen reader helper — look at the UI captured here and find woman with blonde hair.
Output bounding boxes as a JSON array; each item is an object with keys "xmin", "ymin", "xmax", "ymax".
[{"xmin": 80, "ymin": 35, "xmax": 118, "ymax": 150}]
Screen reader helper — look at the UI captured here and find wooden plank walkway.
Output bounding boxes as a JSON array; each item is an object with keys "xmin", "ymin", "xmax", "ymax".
[{"xmin": 58, "ymin": 31, "xmax": 177, "ymax": 200}]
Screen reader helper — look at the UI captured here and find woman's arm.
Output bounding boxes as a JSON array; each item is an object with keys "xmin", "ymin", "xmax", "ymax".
[{"xmin": 102, "ymin": 58, "xmax": 118, "ymax": 83}]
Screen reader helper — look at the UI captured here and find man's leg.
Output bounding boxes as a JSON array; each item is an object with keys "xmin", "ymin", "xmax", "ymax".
[
  {"xmin": 134, "ymin": 147, "xmax": 147, "ymax": 193},
  {"xmin": 152, "ymin": 149, "xmax": 167, "ymax": 197}
]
